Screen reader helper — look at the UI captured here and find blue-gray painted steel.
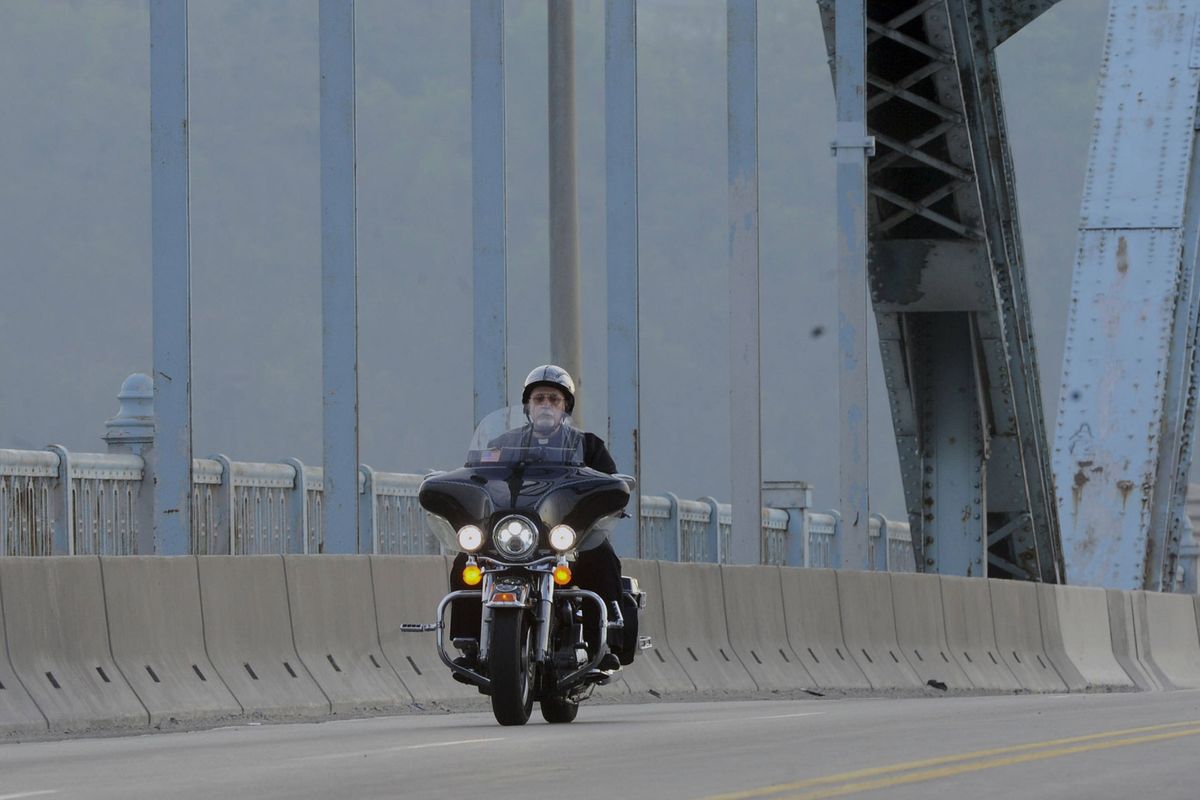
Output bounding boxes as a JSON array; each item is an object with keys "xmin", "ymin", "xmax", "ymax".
[
  {"xmin": 727, "ymin": 0, "xmax": 761, "ymax": 566},
  {"xmin": 149, "ymin": 0, "xmax": 193, "ymax": 556},
  {"xmin": 943, "ymin": 0, "xmax": 1061, "ymax": 583},
  {"xmin": 1119, "ymin": 0, "xmax": 1200, "ymax": 592},
  {"xmin": 319, "ymin": 0, "xmax": 360, "ymax": 553},
  {"xmin": 549, "ymin": 1, "xmax": 583, "ymax": 423},
  {"xmin": 605, "ymin": 0, "xmax": 640, "ymax": 557},
  {"xmin": 832, "ymin": 0, "xmax": 870, "ymax": 570},
  {"xmin": 1161, "ymin": 77, "xmax": 1200, "ymax": 591},
  {"xmin": 1055, "ymin": 0, "xmax": 1200, "ymax": 590},
  {"xmin": 818, "ymin": 0, "xmax": 1061, "ymax": 581},
  {"xmin": 472, "ymin": 0, "xmax": 508, "ymax": 425},
  {"xmin": 926, "ymin": 315, "xmax": 985, "ymax": 576}
]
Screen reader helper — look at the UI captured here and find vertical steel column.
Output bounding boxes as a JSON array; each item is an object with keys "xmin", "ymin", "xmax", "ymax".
[
  {"xmin": 727, "ymin": 0, "xmax": 761, "ymax": 565},
  {"xmin": 832, "ymin": 0, "xmax": 871, "ymax": 569},
  {"xmin": 549, "ymin": 0, "xmax": 583, "ymax": 421},
  {"xmin": 319, "ymin": 0, "xmax": 360, "ymax": 553},
  {"xmin": 605, "ymin": 0, "xmax": 640, "ymax": 557},
  {"xmin": 925, "ymin": 314, "xmax": 986, "ymax": 576},
  {"xmin": 149, "ymin": 0, "xmax": 193, "ymax": 555},
  {"xmin": 473, "ymin": 0, "xmax": 508, "ymax": 424}
]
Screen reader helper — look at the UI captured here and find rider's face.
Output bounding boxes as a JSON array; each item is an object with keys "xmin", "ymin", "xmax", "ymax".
[{"xmin": 528, "ymin": 388, "xmax": 566, "ymax": 432}]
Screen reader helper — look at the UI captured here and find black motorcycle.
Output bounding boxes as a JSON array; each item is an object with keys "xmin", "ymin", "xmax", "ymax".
[{"xmin": 405, "ymin": 406, "xmax": 647, "ymax": 726}]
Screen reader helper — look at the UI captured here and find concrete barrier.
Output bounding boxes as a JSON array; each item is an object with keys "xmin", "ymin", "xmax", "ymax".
[
  {"xmin": 836, "ymin": 570, "xmax": 922, "ymax": 690},
  {"xmin": 658, "ymin": 561, "xmax": 756, "ymax": 692},
  {"xmin": 618, "ymin": 560, "xmax": 695, "ymax": 695},
  {"xmin": 1104, "ymin": 589, "xmax": 1161, "ymax": 691},
  {"xmin": 720, "ymin": 565, "xmax": 816, "ymax": 691},
  {"xmin": 197, "ymin": 556, "xmax": 330, "ymax": 717},
  {"xmin": 100, "ymin": 557, "xmax": 242, "ymax": 726},
  {"xmin": 1038, "ymin": 584, "xmax": 1133, "ymax": 691},
  {"xmin": 988, "ymin": 579, "xmax": 1067, "ymax": 692},
  {"xmin": 284, "ymin": 555, "xmax": 412, "ymax": 714},
  {"xmin": 6, "ymin": 555, "xmax": 1195, "ymax": 740},
  {"xmin": 889, "ymin": 573, "xmax": 972, "ymax": 690},
  {"xmin": 1033, "ymin": 584, "xmax": 1087, "ymax": 692},
  {"xmin": 372, "ymin": 555, "xmax": 477, "ymax": 705},
  {"xmin": 940, "ymin": 576, "xmax": 1021, "ymax": 691},
  {"xmin": 778, "ymin": 567, "xmax": 870, "ymax": 689},
  {"xmin": 1134, "ymin": 590, "xmax": 1200, "ymax": 689},
  {"xmin": 0, "ymin": 567, "xmax": 47, "ymax": 736},
  {"xmin": 0, "ymin": 557, "xmax": 148, "ymax": 731}
]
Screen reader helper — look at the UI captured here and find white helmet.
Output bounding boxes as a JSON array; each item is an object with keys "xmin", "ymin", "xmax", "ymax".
[{"xmin": 522, "ymin": 365, "xmax": 576, "ymax": 414}]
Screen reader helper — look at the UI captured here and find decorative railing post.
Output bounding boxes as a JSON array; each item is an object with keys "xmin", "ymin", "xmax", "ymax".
[
  {"xmin": 828, "ymin": 509, "xmax": 843, "ymax": 568},
  {"xmin": 284, "ymin": 458, "xmax": 311, "ymax": 554},
  {"xmin": 870, "ymin": 512, "xmax": 889, "ymax": 571},
  {"xmin": 359, "ymin": 464, "xmax": 377, "ymax": 555},
  {"xmin": 799, "ymin": 507, "xmax": 812, "ymax": 568},
  {"xmin": 664, "ymin": 492, "xmax": 683, "ymax": 562},
  {"xmin": 762, "ymin": 480, "xmax": 812, "ymax": 567},
  {"xmin": 101, "ymin": 374, "xmax": 155, "ymax": 554},
  {"xmin": 212, "ymin": 454, "xmax": 235, "ymax": 554},
  {"xmin": 44, "ymin": 445, "xmax": 74, "ymax": 555},
  {"xmin": 700, "ymin": 496, "xmax": 721, "ymax": 563},
  {"xmin": 192, "ymin": 458, "xmax": 222, "ymax": 554}
]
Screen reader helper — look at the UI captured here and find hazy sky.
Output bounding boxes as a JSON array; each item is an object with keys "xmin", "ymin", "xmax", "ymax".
[{"xmin": 0, "ymin": 0, "xmax": 1108, "ymax": 520}]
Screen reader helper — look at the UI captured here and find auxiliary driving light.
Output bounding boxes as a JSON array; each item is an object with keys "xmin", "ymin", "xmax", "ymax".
[
  {"xmin": 463, "ymin": 563, "xmax": 483, "ymax": 586},
  {"xmin": 553, "ymin": 563, "xmax": 572, "ymax": 586},
  {"xmin": 548, "ymin": 524, "xmax": 576, "ymax": 551},
  {"xmin": 456, "ymin": 525, "xmax": 484, "ymax": 552}
]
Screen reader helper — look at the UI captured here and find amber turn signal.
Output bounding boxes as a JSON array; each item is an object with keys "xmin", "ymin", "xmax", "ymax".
[
  {"xmin": 463, "ymin": 564, "xmax": 483, "ymax": 586},
  {"xmin": 553, "ymin": 564, "xmax": 572, "ymax": 586}
]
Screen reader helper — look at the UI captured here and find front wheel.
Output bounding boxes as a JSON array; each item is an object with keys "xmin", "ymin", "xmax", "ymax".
[
  {"xmin": 540, "ymin": 696, "xmax": 579, "ymax": 724},
  {"xmin": 489, "ymin": 608, "xmax": 534, "ymax": 726}
]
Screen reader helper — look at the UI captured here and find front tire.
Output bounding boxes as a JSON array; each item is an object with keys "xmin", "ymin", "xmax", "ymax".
[
  {"xmin": 540, "ymin": 696, "xmax": 579, "ymax": 724},
  {"xmin": 489, "ymin": 609, "xmax": 534, "ymax": 726}
]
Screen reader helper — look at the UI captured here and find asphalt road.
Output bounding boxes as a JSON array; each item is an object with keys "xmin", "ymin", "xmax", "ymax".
[{"xmin": 1, "ymin": 690, "xmax": 1198, "ymax": 799}]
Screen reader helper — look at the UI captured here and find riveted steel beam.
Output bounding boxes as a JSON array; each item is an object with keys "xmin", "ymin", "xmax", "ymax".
[
  {"xmin": 819, "ymin": 0, "xmax": 1064, "ymax": 581},
  {"xmin": 1055, "ymin": 1, "xmax": 1200, "ymax": 591}
]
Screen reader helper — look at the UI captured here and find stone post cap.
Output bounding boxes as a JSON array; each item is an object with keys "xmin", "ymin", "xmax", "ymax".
[{"xmin": 103, "ymin": 373, "xmax": 155, "ymax": 444}]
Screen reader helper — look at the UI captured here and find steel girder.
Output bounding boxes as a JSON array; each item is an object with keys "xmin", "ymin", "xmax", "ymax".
[
  {"xmin": 1053, "ymin": 1, "xmax": 1200, "ymax": 591},
  {"xmin": 819, "ymin": 0, "xmax": 1064, "ymax": 581}
]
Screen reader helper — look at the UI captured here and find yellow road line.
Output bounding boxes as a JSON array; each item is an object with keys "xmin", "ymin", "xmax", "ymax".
[
  {"xmin": 780, "ymin": 727, "xmax": 1200, "ymax": 800},
  {"xmin": 703, "ymin": 720, "xmax": 1200, "ymax": 800}
]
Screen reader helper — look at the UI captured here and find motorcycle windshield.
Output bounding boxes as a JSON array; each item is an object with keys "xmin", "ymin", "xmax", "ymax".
[{"xmin": 466, "ymin": 405, "xmax": 586, "ymax": 467}]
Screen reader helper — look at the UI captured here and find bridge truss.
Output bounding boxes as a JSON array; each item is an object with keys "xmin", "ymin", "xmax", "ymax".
[{"xmin": 818, "ymin": 0, "xmax": 1066, "ymax": 581}]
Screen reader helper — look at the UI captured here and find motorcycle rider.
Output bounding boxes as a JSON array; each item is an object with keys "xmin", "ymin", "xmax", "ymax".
[{"xmin": 449, "ymin": 365, "xmax": 625, "ymax": 674}]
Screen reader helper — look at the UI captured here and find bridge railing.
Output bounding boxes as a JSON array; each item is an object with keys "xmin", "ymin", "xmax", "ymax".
[{"xmin": 0, "ymin": 445, "xmax": 916, "ymax": 569}]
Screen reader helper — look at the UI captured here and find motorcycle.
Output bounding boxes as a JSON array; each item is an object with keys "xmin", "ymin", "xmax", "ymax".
[{"xmin": 403, "ymin": 406, "xmax": 648, "ymax": 726}]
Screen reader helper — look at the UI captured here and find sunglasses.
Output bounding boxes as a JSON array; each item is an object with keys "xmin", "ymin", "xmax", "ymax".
[{"xmin": 529, "ymin": 393, "xmax": 565, "ymax": 406}]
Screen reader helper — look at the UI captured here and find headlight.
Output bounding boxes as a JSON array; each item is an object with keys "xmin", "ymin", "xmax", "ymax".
[
  {"xmin": 456, "ymin": 525, "xmax": 484, "ymax": 552},
  {"xmin": 549, "ymin": 524, "xmax": 576, "ymax": 551},
  {"xmin": 493, "ymin": 515, "xmax": 537, "ymax": 559}
]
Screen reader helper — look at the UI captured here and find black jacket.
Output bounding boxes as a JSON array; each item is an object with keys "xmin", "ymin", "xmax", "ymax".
[{"xmin": 488, "ymin": 425, "xmax": 618, "ymax": 475}]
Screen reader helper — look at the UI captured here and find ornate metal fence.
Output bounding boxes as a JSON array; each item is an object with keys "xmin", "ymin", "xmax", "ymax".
[
  {"xmin": 68, "ymin": 453, "xmax": 143, "ymax": 555},
  {"xmin": 0, "ymin": 449, "xmax": 57, "ymax": 556},
  {"xmin": 0, "ymin": 446, "xmax": 917, "ymax": 569}
]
